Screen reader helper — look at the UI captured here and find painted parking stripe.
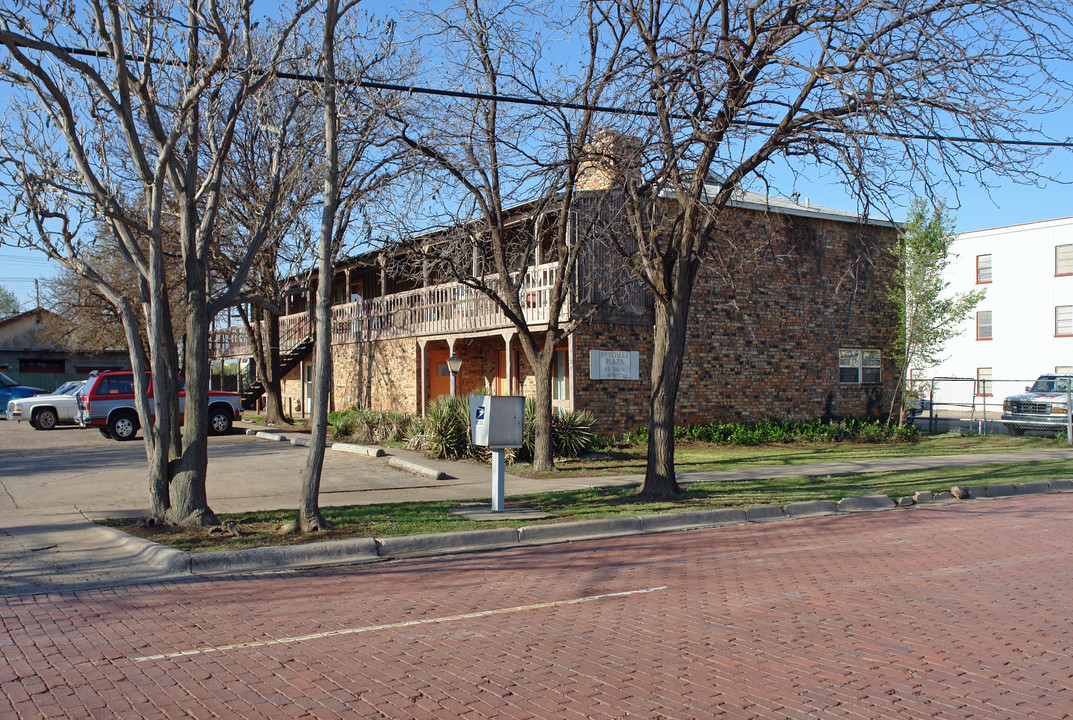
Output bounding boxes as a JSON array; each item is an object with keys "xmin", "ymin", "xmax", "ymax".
[{"xmin": 132, "ymin": 586, "xmax": 668, "ymax": 662}]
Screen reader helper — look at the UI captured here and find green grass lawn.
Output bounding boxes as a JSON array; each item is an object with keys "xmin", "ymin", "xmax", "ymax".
[
  {"xmin": 516, "ymin": 432, "xmax": 1071, "ymax": 477},
  {"xmin": 103, "ymin": 432, "xmax": 1073, "ymax": 553}
]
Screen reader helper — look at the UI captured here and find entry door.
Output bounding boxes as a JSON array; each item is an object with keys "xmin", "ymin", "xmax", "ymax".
[
  {"xmin": 304, "ymin": 361, "xmax": 314, "ymax": 414},
  {"xmin": 428, "ymin": 348, "xmax": 452, "ymax": 400}
]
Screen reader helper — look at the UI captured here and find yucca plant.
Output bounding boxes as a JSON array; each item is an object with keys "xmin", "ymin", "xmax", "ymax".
[{"xmin": 422, "ymin": 395, "xmax": 471, "ymax": 459}]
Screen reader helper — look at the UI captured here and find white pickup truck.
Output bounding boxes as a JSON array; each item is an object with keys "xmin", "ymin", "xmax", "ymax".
[{"xmin": 1001, "ymin": 374, "xmax": 1073, "ymax": 436}]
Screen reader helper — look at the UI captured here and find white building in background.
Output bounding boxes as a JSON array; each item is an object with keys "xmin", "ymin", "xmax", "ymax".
[{"xmin": 926, "ymin": 216, "xmax": 1073, "ymax": 389}]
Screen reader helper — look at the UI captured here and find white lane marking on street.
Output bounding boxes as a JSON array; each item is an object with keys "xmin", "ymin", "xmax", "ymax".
[{"xmin": 132, "ymin": 585, "xmax": 668, "ymax": 662}]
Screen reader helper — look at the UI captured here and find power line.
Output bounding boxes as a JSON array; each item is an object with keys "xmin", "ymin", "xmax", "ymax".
[{"xmin": 7, "ymin": 39, "xmax": 1071, "ymax": 150}]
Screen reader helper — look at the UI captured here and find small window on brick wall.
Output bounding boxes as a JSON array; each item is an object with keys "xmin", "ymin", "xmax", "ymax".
[
  {"xmin": 977, "ymin": 310, "xmax": 992, "ymax": 340},
  {"xmin": 976, "ymin": 368, "xmax": 993, "ymax": 397},
  {"xmin": 1058, "ymin": 245, "xmax": 1073, "ymax": 276},
  {"xmin": 1057, "ymin": 306, "xmax": 1073, "ymax": 337},
  {"xmin": 839, "ymin": 349, "xmax": 881, "ymax": 384},
  {"xmin": 976, "ymin": 254, "xmax": 992, "ymax": 284}
]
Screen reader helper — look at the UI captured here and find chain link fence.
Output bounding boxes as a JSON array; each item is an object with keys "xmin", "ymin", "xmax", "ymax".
[{"xmin": 908, "ymin": 377, "xmax": 1073, "ymax": 437}]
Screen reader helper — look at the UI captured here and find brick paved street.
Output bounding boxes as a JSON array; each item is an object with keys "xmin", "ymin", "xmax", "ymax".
[{"xmin": 3, "ymin": 493, "xmax": 1073, "ymax": 719}]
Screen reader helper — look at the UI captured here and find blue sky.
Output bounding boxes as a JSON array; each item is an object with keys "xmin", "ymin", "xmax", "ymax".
[{"xmin": 2, "ymin": 0, "xmax": 1071, "ymax": 309}]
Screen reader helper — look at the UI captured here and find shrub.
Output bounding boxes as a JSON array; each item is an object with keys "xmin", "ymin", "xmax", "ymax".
[
  {"xmin": 422, "ymin": 395, "xmax": 472, "ymax": 460},
  {"xmin": 328, "ymin": 407, "xmax": 418, "ymax": 443},
  {"xmin": 517, "ymin": 397, "xmax": 597, "ymax": 461},
  {"xmin": 604, "ymin": 417, "xmax": 919, "ymax": 448}
]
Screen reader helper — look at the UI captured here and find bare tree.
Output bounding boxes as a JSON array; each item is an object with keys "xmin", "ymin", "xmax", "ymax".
[
  {"xmin": 391, "ymin": 0, "xmax": 626, "ymax": 472},
  {"xmin": 0, "ymin": 0, "xmax": 314, "ymax": 523},
  {"xmin": 214, "ymin": 86, "xmax": 321, "ymax": 426},
  {"xmin": 593, "ymin": 0, "xmax": 1073, "ymax": 496},
  {"xmin": 296, "ymin": 0, "xmax": 406, "ymax": 532},
  {"xmin": 38, "ymin": 219, "xmax": 186, "ymax": 361}
]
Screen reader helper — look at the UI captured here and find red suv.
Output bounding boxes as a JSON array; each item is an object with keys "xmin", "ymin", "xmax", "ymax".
[{"xmin": 76, "ymin": 371, "xmax": 242, "ymax": 440}]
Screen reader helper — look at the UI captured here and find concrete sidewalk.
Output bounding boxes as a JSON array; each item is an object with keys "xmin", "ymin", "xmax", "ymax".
[{"xmin": 3, "ymin": 418, "xmax": 1073, "ymax": 596}]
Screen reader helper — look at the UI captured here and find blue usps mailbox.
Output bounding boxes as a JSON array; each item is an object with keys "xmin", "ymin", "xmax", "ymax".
[{"xmin": 469, "ymin": 395, "xmax": 524, "ymax": 511}]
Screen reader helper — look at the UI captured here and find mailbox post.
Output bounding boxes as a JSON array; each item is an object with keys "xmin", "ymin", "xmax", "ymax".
[{"xmin": 469, "ymin": 395, "xmax": 525, "ymax": 511}]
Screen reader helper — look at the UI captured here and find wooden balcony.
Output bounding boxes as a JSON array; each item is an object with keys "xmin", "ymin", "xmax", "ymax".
[
  {"xmin": 210, "ymin": 263, "xmax": 570, "ymax": 357},
  {"xmin": 209, "ymin": 312, "xmax": 312, "ymax": 359}
]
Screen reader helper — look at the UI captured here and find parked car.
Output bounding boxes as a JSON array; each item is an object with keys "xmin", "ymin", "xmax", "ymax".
[
  {"xmin": 76, "ymin": 371, "xmax": 242, "ymax": 441},
  {"xmin": 0, "ymin": 372, "xmax": 45, "ymax": 415},
  {"xmin": 1001, "ymin": 374, "xmax": 1073, "ymax": 436},
  {"xmin": 5, "ymin": 380, "xmax": 86, "ymax": 429}
]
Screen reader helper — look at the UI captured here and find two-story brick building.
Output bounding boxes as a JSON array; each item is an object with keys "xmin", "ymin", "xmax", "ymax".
[{"xmin": 210, "ymin": 181, "xmax": 898, "ymax": 435}]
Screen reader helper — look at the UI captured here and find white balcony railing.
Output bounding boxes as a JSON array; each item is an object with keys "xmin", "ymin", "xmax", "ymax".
[
  {"xmin": 331, "ymin": 262, "xmax": 569, "ymax": 344},
  {"xmin": 210, "ymin": 262, "xmax": 569, "ymax": 357}
]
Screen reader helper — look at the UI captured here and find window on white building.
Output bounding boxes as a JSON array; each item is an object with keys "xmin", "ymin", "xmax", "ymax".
[
  {"xmin": 976, "ymin": 254, "xmax": 992, "ymax": 284},
  {"xmin": 1057, "ymin": 306, "xmax": 1073, "ymax": 337},
  {"xmin": 976, "ymin": 368, "xmax": 993, "ymax": 397},
  {"xmin": 976, "ymin": 310, "xmax": 992, "ymax": 340},
  {"xmin": 1057, "ymin": 245, "xmax": 1073, "ymax": 276},
  {"xmin": 839, "ymin": 349, "xmax": 881, "ymax": 384}
]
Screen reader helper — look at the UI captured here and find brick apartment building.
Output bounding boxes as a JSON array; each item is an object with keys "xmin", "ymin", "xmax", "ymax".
[{"xmin": 210, "ymin": 181, "xmax": 898, "ymax": 436}]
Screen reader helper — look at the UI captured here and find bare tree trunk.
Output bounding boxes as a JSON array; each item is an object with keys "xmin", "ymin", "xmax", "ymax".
[
  {"xmin": 246, "ymin": 305, "xmax": 288, "ymax": 424},
  {"xmin": 168, "ymin": 248, "xmax": 217, "ymax": 526},
  {"xmin": 262, "ymin": 311, "xmax": 288, "ymax": 424},
  {"xmin": 641, "ymin": 274, "xmax": 695, "ymax": 498},
  {"xmin": 298, "ymin": 258, "xmax": 332, "ymax": 531},
  {"xmin": 530, "ymin": 359, "xmax": 554, "ymax": 471},
  {"xmin": 296, "ymin": 0, "xmax": 341, "ymax": 533}
]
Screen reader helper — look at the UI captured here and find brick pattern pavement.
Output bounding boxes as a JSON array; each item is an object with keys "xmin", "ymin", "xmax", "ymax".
[{"xmin": 3, "ymin": 494, "xmax": 1073, "ymax": 719}]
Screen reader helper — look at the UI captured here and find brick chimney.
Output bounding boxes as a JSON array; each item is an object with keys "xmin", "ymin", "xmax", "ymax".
[{"xmin": 576, "ymin": 130, "xmax": 642, "ymax": 192}]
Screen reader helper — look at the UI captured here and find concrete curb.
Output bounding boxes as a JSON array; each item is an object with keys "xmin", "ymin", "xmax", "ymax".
[
  {"xmin": 837, "ymin": 495, "xmax": 896, "ymax": 512},
  {"xmin": 191, "ymin": 537, "xmax": 380, "ymax": 574},
  {"xmin": 519, "ymin": 517, "xmax": 642, "ymax": 544},
  {"xmin": 255, "ymin": 431, "xmax": 288, "ymax": 442},
  {"xmin": 377, "ymin": 528, "xmax": 519, "ymax": 557},
  {"xmin": 388, "ymin": 456, "xmax": 449, "ymax": 480},
  {"xmin": 332, "ymin": 442, "xmax": 386, "ymax": 458},
  {"xmin": 111, "ymin": 531, "xmax": 190, "ymax": 574},
  {"xmin": 638, "ymin": 508, "xmax": 747, "ymax": 532},
  {"xmin": 784, "ymin": 500, "xmax": 837, "ymax": 518},
  {"xmin": 745, "ymin": 505, "xmax": 784, "ymax": 522}
]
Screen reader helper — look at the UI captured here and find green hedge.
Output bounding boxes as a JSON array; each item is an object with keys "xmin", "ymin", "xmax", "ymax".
[{"xmin": 602, "ymin": 418, "xmax": 920, "ymax": 447}]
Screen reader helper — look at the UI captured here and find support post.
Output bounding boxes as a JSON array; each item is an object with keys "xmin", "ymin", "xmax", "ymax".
[
  {"xmin": 1067, "ymin": 388, "xmax": 1071, "ymax": 446},
  {"xmin": 491, "ymin": 448, "xmax": 506, "ymax": 512}
]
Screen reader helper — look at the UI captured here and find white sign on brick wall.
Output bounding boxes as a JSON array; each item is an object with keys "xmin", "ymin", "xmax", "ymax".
[{"xmin": 589, "ymin": 350, "xmax": 639, "ymax": 380}]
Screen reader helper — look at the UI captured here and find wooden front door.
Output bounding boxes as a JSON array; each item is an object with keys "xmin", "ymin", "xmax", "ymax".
[{"xmin": 428, "ymin": 348, "xmax": 452, "ymax": 400}]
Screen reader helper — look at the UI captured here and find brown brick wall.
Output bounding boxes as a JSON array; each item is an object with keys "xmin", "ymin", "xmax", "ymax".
[
  {"xmin": 279, "ymin": 338, "xmax": 419, "ymax": 418},
  {"xmin": 574, "ymin": 210, "xmax": 898, "ymax": 434}
]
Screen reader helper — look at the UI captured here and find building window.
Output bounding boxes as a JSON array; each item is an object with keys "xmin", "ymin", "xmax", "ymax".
[
  {"xmin": 976, "ymin": 310, "xmax": 992, "ymax": 340},
  {"xmin": 552, "ymin": 348, "xmax": 570, "ymax": 401},
  {"xmin": 976, "ymin": 254, "xmax": 992, "ymax": 284},
  {"xmin": 839, "ymin": 349, "xmax": 881, "ymax": 384},
  {"xmin": 976, "ymin": 368, "xmax": 993, "ymax": 397},
  {"xmin": 1057, "ymin": 306, "xmax": 1073, "ymax": 337},
  {"xmin": 1057, "ymin": 245, "xmax": 1073, "ymax": 276}
]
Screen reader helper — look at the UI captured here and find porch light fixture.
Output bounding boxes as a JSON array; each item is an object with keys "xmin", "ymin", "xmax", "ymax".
[{"xmin": 447, "ymin": 354, "xmax": 462, "ymax": 396}]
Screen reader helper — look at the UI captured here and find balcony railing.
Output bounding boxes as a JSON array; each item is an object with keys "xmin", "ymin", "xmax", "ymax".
[
  {"xmin": 209, "ymin": 310, "xmax": 312, "ymax": 359},
  {"xmin": 210, "ymin": 262, "xmax": 570, "ymax": 356},
  {"xmin": 330, "ymin": 262, "xmax": 569, "ymax": 344}
]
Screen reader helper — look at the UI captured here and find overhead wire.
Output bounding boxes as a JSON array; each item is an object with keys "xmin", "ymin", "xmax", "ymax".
[{"xmin": 3, "ymin": 40, "xmax": 1068, "ymax": 150}]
